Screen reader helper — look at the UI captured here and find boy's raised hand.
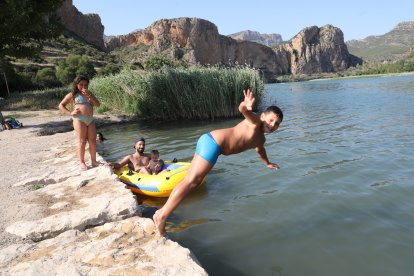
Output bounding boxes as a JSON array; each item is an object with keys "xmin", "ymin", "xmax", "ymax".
[{"xmin": 243, "ymin": 89, "xmax": 255, "ymax": 111}]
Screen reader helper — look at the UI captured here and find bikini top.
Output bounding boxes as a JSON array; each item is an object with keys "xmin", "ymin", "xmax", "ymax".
[{"xmin": 74, "ymin": 94, "xmax": 90, "ymax": 104}]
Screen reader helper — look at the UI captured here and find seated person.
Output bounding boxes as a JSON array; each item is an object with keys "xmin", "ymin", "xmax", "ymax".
[
  {"xmin": 141, "ymin": 150, "xmax": 167, "ymax": 175},
  {"xmin": 110, "ymin": 138, "xmax": 150, "ymax": 172},
  {"xmin": 0, "ymin": 111, "xmax": 11, "ymax": 130}
]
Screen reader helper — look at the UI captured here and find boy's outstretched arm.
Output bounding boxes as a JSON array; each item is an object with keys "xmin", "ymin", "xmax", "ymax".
[
  {"xmin": 239, "ymin": 89, "xmax": 261, "ymax": 124},
  {"xmin": 256, "ymin": 145, "xmax": 280, "ymax": 170}
]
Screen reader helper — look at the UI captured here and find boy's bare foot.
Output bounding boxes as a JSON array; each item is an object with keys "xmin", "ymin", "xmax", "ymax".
[
  {"xmin": 80, "ymin": 163, "xmax": 88, "ymax": 171},
  {"xmin": 153, "ymin": 210, "xmax": 167, "ymax": 237}
]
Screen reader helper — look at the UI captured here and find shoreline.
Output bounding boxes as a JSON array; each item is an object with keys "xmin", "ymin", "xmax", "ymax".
[{"xmin": 0, "ymin": 110, "xmax": 207, "ymax": 275}]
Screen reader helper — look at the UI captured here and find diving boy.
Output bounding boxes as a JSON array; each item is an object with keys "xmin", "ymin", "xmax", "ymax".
[{"xmin": 153, "ymin": 89, "xmax": 283, "ymax": 236}]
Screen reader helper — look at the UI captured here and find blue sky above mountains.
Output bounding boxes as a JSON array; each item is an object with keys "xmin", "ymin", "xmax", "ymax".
[{"xmin": 74, "ymin": 0, "xmax": 413, "ymax": 41}]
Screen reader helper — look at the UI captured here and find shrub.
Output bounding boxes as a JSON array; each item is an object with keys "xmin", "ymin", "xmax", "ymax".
[
  {"xmin": 56, "ymin": 54, "xmax": 96, "ymax": 84},
  {"xmin": 34, "ymin": 67, "xmax": 61, "ymax": 88},
  {"xmin": 144, "ymin": 55, "xmax": 174, "ymax": 71}
]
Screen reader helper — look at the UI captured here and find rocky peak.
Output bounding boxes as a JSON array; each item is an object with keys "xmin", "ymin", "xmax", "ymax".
[
  {"xmin": 274, "ymin": 24, "xmax": 358, "ymax": 75},
  {"xmin": 228, "ymin": 30, "xmax": 283, "ymax": 47},
  {"xmin": 106, "ymin": 18, "xmax": 219, "ymax": 52},
  {"xmin": 55, "ymin": 0, "xmax": 105, "ymax": 50}
]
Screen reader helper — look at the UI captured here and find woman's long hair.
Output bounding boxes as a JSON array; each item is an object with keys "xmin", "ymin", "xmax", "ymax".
[{"xmin": 71, "ymin": 75, "xmax": 89, "ymax": 97}]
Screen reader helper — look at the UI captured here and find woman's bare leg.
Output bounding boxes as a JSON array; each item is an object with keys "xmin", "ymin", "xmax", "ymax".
[
  {"xmin": 153, "ymin": 154, "xmax": 214, "ymax": 236},
  {"xmin": 73, "ymin": 120, "xmax": 88, "ymax": 170},
  {"xmin": 87, "ymin": 123, "xmax": 99, "ymax": 166}
]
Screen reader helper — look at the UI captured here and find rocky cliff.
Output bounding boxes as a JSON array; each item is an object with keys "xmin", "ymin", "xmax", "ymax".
[
  {"xmin": 228, "ymin": 30, "xmax": 283, "ymax": 47},
  {"xmin": 55, "ymin": 0, "xmax": 105, "ymax": 50},
  {"xmin": 106, "ymin": 18, "xmax": 357, "ymax": 78},
  {"xmin": 275, "ymin": 25, "xmax": 360, "ymax": 75},
  {"xmin": 106, "ymin": 18, "xmax": 287, "ymax": 75}
]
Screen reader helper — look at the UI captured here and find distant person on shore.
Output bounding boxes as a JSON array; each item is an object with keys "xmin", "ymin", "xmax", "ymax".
[
  {"xmin": 141, "ymin": 149, "xmax": 167, "ymax": 175},
  {"xmin": 153, "ymin": 89, "xmax": 284, "ymax": 237},
  {"xmin": 0, "ymin": 111, "xmax": 12, "ymax": 130},
  {"xmin": 110, "ymin": 138, "xmax": 150, "ymax": 172},
  {"xmin": 96, "ymin": 132, "xmax": 107, "ymax": 143},
  {"xmin": 59, "ymin": 75, "xmax": 104, "ymax": 171}
]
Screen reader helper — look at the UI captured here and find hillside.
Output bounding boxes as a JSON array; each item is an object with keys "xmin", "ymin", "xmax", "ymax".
[{"xmin": 346, "ymin": 21, "xmax": 414, "ymax": 62}]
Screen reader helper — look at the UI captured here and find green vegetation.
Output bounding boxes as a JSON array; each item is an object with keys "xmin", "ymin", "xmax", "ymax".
[
  {"xmin": 56, "ymin": 54, "xmax": 96, "ymax": 84},
  {"xmin": 346, "ymin": 24, "xmax": 414, "ymax": 62},
  {"xmin": 0, "ymin": 0, "xmax": 63, "ymax": 59},
  {"xmin": 32, "ymin": 183, "xmax": 45, "ymax": 190},
  {"xmin": 34, "ymin": 68, "xmax": 61, "ymax": 88},
  {"xmin": 1, "ymin": 87, "xmax": 68, "ymax": 110},
  {"xmin": 1, "ymin": 66, "xmax": 263, "ymax": 120},
  {"xmin": 1, "ymin": 36, "xmax": 123, "ymax": 96},
  {"xmin": 91, "ymin": 66, "xmax": 263, "ymax": 120},
  {"xmin": 144, "ymin": 55, "xmax": 179, "ymax": 71},
  {"xmin": 351, "ymin": 51, "xmax": 414, "ymax": 75}
]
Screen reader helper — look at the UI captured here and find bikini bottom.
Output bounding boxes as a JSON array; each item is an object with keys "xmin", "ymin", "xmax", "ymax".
[{"xmin": 73, "ymin": 115, "xmax": 94, "ymax": 126}]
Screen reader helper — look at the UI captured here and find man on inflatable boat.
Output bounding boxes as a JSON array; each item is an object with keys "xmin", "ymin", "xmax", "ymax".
[
  {"xmin": 110, "ymin": 138, "xmax": 150, "ymax": 172},
  {"xmin": 153, "ymin": 89, "xmax": 283, "ymax": 237}
]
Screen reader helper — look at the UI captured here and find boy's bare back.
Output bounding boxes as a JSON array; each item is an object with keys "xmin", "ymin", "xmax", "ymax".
[{"xmin": 211, "ymin": 119, "xmax": 264, "ymax": 155}]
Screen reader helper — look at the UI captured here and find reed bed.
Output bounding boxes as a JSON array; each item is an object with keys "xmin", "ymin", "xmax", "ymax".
[
  {"xmin": 91, "ymin": 66, "xmax": 264, "ymax": 120},
  {"xmin": 2, "ymin": 66, "xmax": 264, "ymax": 120}
]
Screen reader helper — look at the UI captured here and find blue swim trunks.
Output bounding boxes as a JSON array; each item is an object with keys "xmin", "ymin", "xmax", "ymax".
[{"xmin": 196, "ymin": 133, "xmax": 222, "ymax": 164}]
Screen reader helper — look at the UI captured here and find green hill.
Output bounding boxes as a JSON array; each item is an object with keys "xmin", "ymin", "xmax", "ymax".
[{"xmin": 346, "ymin": 21, "xmax": 414, "ymax": 62}]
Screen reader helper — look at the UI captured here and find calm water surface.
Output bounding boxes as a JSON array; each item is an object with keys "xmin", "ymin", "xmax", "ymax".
[{"xmin": 100, "ymin": 75, "xmax": 414, "ymax": 276}]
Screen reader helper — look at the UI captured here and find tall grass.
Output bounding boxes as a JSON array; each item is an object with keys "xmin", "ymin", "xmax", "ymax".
[
  {"xmin": 1, "ymin": 66, "xmax": 264, "ymax": 120},
  {"xmin": 1, "ymin": 87, "xmax": 68, "ymax": 110},
  {"xmin": 91, "ymin": 66, "xmax": 264, "ymax": 120}
]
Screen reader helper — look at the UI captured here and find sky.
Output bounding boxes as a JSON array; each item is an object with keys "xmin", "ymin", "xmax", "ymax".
[{"xmin": 73, "ymin": 0, "xmax": 413, "ymax": 41}]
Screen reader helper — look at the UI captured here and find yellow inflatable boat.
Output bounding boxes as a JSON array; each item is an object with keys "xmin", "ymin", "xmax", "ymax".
[{"xmin": 114, "ymin": 161, "xmax": 206, "ymax": 197}]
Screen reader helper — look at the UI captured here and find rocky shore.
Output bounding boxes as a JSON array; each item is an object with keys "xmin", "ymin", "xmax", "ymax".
[{"xmin": 0, "ymin": 110, "xmax": 207, "ymax": 275}]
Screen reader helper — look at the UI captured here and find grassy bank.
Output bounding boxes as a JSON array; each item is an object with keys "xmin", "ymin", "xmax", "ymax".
[
  {"xmin": 0, "ymin": 87, "xmax": 68, "ymax": 110},
  {"xmin": 1, "ymin": 66, "xmax": 264, "ymax": 120},
  {"xmin": 91, "ymin": 66, "xmax": 263, "ymax": 120}
]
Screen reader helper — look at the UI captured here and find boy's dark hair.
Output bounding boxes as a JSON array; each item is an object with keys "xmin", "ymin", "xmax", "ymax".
[
  {"xmin": 151, "ymin": 149, "xmax": 159, "ymax": 156},
  {"xmin": 71, "ymin": 75, "xmax": 89, "ymax": 96},
  {"xmin": 264, "ymin": 106, "xmax": 283, "ymax": 121}
]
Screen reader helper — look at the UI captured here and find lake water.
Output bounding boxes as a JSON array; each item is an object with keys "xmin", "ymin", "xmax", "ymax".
[{"xmin": 99, "ymin": 74, "xmax": 414, "ymax": 276}]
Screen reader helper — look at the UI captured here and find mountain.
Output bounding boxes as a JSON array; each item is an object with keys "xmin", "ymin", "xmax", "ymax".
[
  {"xmin": 16, "ymin": 0, "xmax": 359, "ymax": 82},
  {"xmin": 228, "ymin": 30, "xmax": 283, "ymax": 47},
  {"xmin": 346, "ymin": 21, "xmax": 414, "ymax": 62},
  {"xmin": 274, "ymin": 25, "xmax": 361, "ymax": 75},
  {"xmin": 105, "ymin": 18, "xmax": 287, "ymax": 77},
  {"xmin": 55, "ymin": 0, "xmax": 105, "ymax": 50},
  {"xmin": 106, "ymin": 19, "xmax": 359, "ymax": 78}
]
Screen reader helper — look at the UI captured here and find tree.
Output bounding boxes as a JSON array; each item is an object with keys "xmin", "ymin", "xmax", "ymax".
[
  {"xmin": 56, "ymin": 54, "xmax": 96, "ymax": 84},
  {"xmin": 98, "ymin": 63, "xmax": 122, "ymax": 76},
  {"xmin": 0, "ymin": 0, "xmax": 64, "ymax": 58},
  {"xmin": 34, "ymin": 67, "xmax": 61, "ymax": 88},
  {"xmin": 144, "ymin": 55, "xmax": 174, "ymax": 71}
]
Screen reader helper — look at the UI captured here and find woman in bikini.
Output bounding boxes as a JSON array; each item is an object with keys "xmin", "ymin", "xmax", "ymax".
[{"xmin": 59, "ymin": 75, "xmax": 103, "ymax": 171}]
